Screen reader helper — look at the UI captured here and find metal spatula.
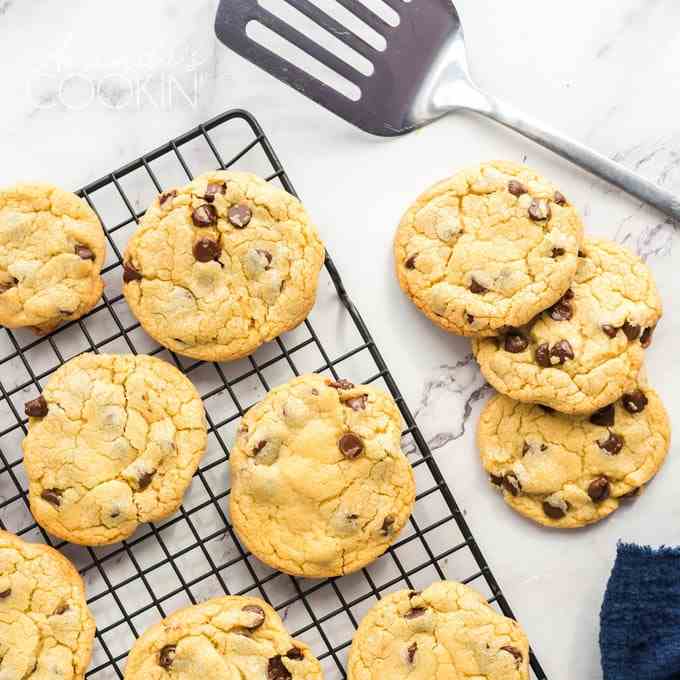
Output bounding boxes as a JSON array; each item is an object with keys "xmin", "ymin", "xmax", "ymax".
[{"xmin": 215, "ymin": 0, "xmax": 680, "ymax": 220}]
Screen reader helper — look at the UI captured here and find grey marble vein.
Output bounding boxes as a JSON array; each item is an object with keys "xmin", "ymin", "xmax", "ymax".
[
  {"xmin": 596, "ymin": 0, "xmax": 668, "ymax": 60},
  {"xmin": 634, "ymin": 218, "xmax": 674, "ymax": 260},
  {"xmin": 406, "ymin": 354, "xmax": 491, "ymax": 456}
]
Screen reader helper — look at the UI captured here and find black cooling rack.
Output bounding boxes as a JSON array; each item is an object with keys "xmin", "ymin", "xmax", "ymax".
[{"xmin": 0, "ymin": 109, "xmax": 547, "ymax": 680}]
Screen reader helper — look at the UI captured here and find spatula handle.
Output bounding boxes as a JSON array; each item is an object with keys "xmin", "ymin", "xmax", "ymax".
[{"xmin": 466, "ymin": 87, "xmax": 680, "ymax": 223}]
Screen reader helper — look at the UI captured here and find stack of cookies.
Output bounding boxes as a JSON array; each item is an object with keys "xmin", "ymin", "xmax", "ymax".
[
  {"xmin": 395, "ymin": 160, "xmax": 670, "ymax": 528},
  {"xmin": 5, "ymin": 159, "xmax": 666, "ymax": 679}
]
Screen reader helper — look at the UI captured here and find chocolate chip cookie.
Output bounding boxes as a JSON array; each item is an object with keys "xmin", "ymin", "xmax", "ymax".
[
  {"xmin": 0, "ymin": 530, "xmax": 96, "ymax": 680},
  {"xmin": 123, "ymin": 595, "xmax": 322, "ymax": 680},
  {"xmin": 22, "ymin": 353, "xmax": 207, "ymax": 545},
  {"xmin": 394, "ymin": 161, "xmax": 584, "ymax": 336},
  {"xmin": 473, "ymin": 237, "xmax": 662, "ymax": 414},
  {"xmin": 478, "ymin": 387, "xmax": 670, "ymax": 528},
  {"xmin": 123, "ymin": 171, "xmax": 325, "ymax": 361},
  {"xmin": 229, "ymin": 374, "xmax": 416, "ymax": 578},
  {"xmin": 347, "ymin": 581, "xmax": 530, "ymax": 680},
  {"xmin": 0, "ymin": 183, "xmax": 106, "ymax": 333}
]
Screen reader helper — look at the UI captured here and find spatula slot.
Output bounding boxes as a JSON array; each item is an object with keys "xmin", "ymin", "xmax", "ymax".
[
  {"xmin": 311, "ymin": 0, "xmax": 387, "ymax": 52},
  {"xmin": 258, "ymin": 0, "xmax": 375, "ymax": 76},
  {"xmin": 354, "ymin": 0, "xmax": 401, "ymax": 28},
  {"xmin": 246, "ymin": 21, "xmax": 362, "ymax": 101}
]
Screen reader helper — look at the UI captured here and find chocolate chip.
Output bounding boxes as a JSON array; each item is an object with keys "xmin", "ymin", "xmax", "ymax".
[
  {"xmin": 192, "ymin": 203, "xmax": 218, "ymax": 227},
  {"xmin": 193, "ymin": 238, "xmax": 221, "ymax": 263},
  {"xmin": 470, "ymin": 277, "xmax": 487, "ymax": 294},
  {"xmin": 588, "ymin": 477, "xmax": 610, "ymax": 502},
  {"xmin": 589, "ymin": 404, "xmax": 615, "ymax": 427},
  {"xmin": 504, "ymin": 331, "xmax": 529, "ymax": 353},
  {"xmin": 53, "ymin": 603, "xmax": 69, "ymax": 615},
  {"xmin": 286, "ymin": 648, "xmax": 304, "ymax": 660},
  {"xmin": 0, "ymin": 588, "xmax": 10, "ymax": 598},
  {"xmin": 75, "ymin": 245, "xmax": 95, "ymax": 260},
  {"xmin": 267, "ymin": 656, "xmax": 292, "ymax": 680},
  {"xmin": 345, "ymin": 395, "xmax": 367, "ymax": 411},
  {"xmin": 25, "ymin": 395, "xmax": 48, "ymax": 418},
  {"xmin": 404, "ymin": 607, "xmax": 427, "ymax": 619},
  {"xmin": 339, "ymin": 432, "xmax": 364, "ymax": 459},
  {"xmin": 507, "ymin": 180, "xmax": 527, "ymax": 197},
  {"xmin": 528, "ymin": 198, "xmax": 551, "ymax": 221},
  {"xmin": 328, "ymin": 379, "xmax": 354, "ymax": 390},
  {"xmin": 535, "ymin": 342, "xmax": 551, "ymax": 367},
  {"xmin": 253, "ymin": 441, "xmax": 267, "ymax": 455},
  {"xmin": 159, "ymin": 190, "xmax": 177, "ymax": 206},
  {"xmin": 640, "ymin": 326, "xmax": 655, "ymax": 348},
  {"xmin": 602, "ymin": 324, "xmax": 619, "ymax": 338},
  {"xmin": 228, "ymin": 204, "xmax": 252, "ymax": 228},
  {"xmin": 204, "ymin": 181, "xmax": 227, "ymax": 202},
  {"xmin": 578, "ymin": 250, "xmax": 586, "ymax": 258},
  {"xmin": 256, "ymin": 249, "xmax": 273, "ymax": 269},
  {"xmin": 123, "ymin": 262, "xmax": 143, "ymax": 283},
  {"xmin": 551, "ymin": 247, "xmax": 565, "ymax": 258},
  {"xmin": 501, "ymin": 646, "xmax": 523, "ymax": 667},
  {"xmin": 0, "ymin": 278, "xmax": 17, "ymax": 294},
  {"xmin": 380, "ymin": 515, "xmax": 395, "ymax": 536},
  {"xmin": 138, "ymin": 471, "xmax": 155, "ymax": 491},
  {"xmin": 502, "ymin": 472, "xmax": 521, "ymax": 497},
  {"xmin": 404, "ymin": 253, "xmax": 418, "ymax": 269},
  {"xmin": 407, "ymin": 642, "xmax": 418, "ymax": 664},
  {"xmin": 622, "ymin": 389, "xmax": 648, "ymax": 414},
  {"xmin": 490, "ymin": 474, "xmax": 504, "ymax": 486},
  {"xmin": 562, "ymin": 289, "xmax": 575, "ymax": 300},
  {"xmin": 550, "ymin": 339, "xmax": 574, "ymax": 365},
  {"xmin": 242, "ymin": 604, "xmax": 266, "ymax": 629},
  {"xmin": 621, "ymin": 486, "xmax": 641, "ymax": 500},
  {"xmin": 542, "ymin": 499, "xmax": 567, "ymax": 520},
  {"xmin": 465, "ymin": 313, "xmax": 474, "ymax": 323},
  {"xmin": 554, "ymin": 191, "xmax": 567, "ymax": 206},
  {"xmin": 598, "ymin": 432, "xmax": 624, "ymax": 455},
  {"xmin": 548, "ymin": 298, "xmax": 573, "ymax": 321},
  {"xmin": 622, "ymin": 321, "xmax": 641, "ymax": 341},
  {"xmin": 41, "ymin": 489, "xmax": 62, "ymax": 506},
  {"xmin": 159, "ymin": 645, "xmax": 176, "ymax": 669}
]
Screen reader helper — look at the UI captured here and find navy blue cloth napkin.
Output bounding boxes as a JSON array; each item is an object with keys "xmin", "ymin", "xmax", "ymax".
[{"xmin": 600, "ymin": 542, "xmax": 680, "ymax": 680}]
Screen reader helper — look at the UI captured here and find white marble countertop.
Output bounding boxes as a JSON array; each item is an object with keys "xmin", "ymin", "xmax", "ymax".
[{"xmin": 1, "ymin": 1, "xmax": 679, "ymax": 678}]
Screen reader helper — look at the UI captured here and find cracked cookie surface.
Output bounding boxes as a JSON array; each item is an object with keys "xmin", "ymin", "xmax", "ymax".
[
  {"xmin": 123, "ymin": 171, "xmax": 325, "ymax": 361},
  {"xmin": 0, "ymin": 530, "xmax": 95, "ymax": 680},
  {"xmin": 394, "ymin": 161, "xmax": 583, "ymax": 337},
  {"xmin": 124, "ymin": 595, "xmax": 322, "ymax": 680},
  {"xmin": 473, "ymin": 237, "xmax": 662, "ymax": 414},
  {"xmin": 347, "ymin": 581, "xmax": 529, "ymax": 680},
  {"xmin": 229, "ymin": 374, "xmax": 415, "ymax": 578},
  {"xmin": 22, "ymin": 353, "xmax": 207, "ymax": 545},
  {"xmin": 478, "ymin": 387, "xmax": 670, "ymax": 528},
  {"xmin": 0, "ymin": 183, "xmax": 106, "ymax": 332}
]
